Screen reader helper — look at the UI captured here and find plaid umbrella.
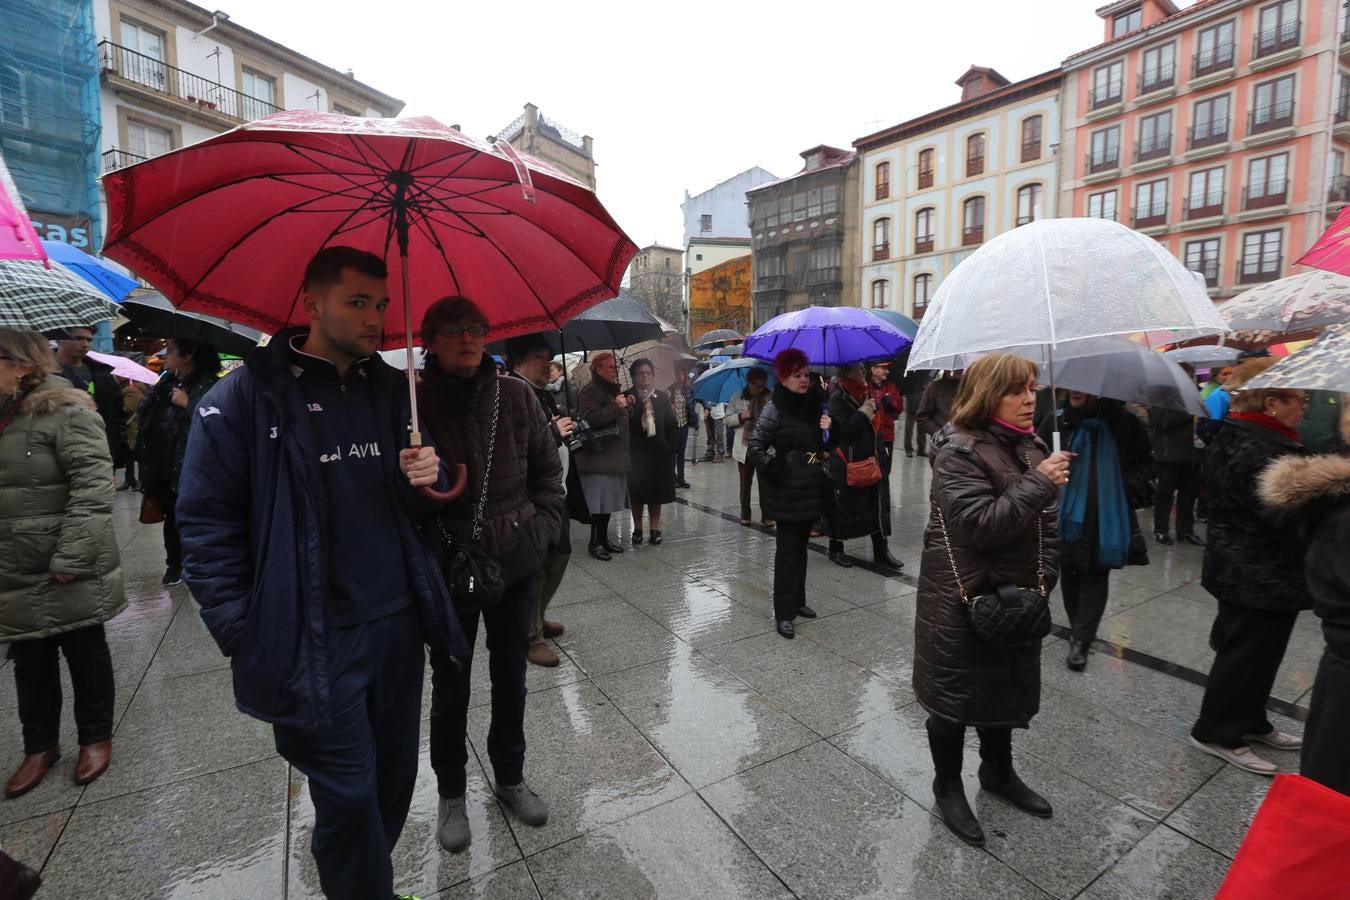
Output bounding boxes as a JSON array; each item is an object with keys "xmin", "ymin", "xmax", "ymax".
[{"xmin": 0, "ymin": 258, "xmax": 118, "ymax": 333}]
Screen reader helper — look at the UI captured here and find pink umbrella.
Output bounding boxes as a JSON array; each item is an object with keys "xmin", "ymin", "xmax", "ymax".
[
  {"xmin": 87, "ymin": 350, "xmax": 159, "ymax": 385},
  {"xmin": 0, "ymin": 152, "xmax": 48, "ymax": 264}
]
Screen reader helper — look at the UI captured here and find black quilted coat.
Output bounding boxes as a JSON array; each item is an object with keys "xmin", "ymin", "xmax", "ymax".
[
  {"xmin": 827, "ymin": 385, "xmax": 884, "ymax": 540},
  {"xmin": 1201, "ymin": 417, "xmax": 1312, "ymax": 613},
  {"xmin": 914, "ymin": 423, "xmax": 1061, "ymax": 728},
  {"xmin": 748, "ymin": 384, "xmax": 831, "ymax": 524}
]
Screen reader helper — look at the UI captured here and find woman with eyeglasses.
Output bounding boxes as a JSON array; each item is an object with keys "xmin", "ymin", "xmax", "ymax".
[
  {"xmin": 0, "ymin": 328, "xmax": 125, "ymax": 798},
  {"xmin": 1189, "ymin": 357, "xmax": 1312, "ymax": 775}
]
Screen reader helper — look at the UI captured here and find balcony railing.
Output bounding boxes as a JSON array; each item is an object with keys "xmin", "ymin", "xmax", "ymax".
[
  {"xmin": 1193, "ymin": 44, "xmax": 1236, "ymax": 77},
  {"xmin": 1337, "ymin": 94, "xmax": 1350, "ymax": 123},
  {"xmin": 1253, "ymin": 19, "xmax": 1300, "ymax": 59},
  {"xmin": 1138, "ymin": 65, "xmax": 1176, "ymax": 95},
  {"xmin": 1188, "ymin": 260, "xmax": 1220, "ymax": 287},
  {"xmin": 1089, "ymin": 85, "xmax": 1123, "ymax": 109},
  {"xmin": 102, "ymin": 148, "xmax": 147, "ymax": 172},
  {"xmin": 872, "ymin": 243, "xmax": 890, "ymax": 262},
  {"xmin": 875, "ymin": 183, "xmax": 890, "ymax": 201},
  {"xmin": 1132, "ymin": 204, "xmax": 1168, "ymax": 228},
  {"xmin": 1188, "ymin": 118, "xmax": 1230, "ymax": 149},
  {"xmin": 1015, "ymin": 215, "xmax": 1035, "ymax": 227},
  {"xmin": 917, "ymin": 169, "xmax": 934, "ymax": 189},
  {"xmin": 1237, "ymin": 254, "xmax": 1283, "ymax": 284},
  {"xmin": 962, "ymin": 225, "xmax": 984, "ymax": 246},
  {"xmin": 99, "ymin": 40, "xmax": 280, "ymax": 123},
  {"xmin": 966, "ymin": 155, "xmax": 984, "ymax": 177},
  {"xmin": 804, "ymin": 267, "xmax": 842, "ymax": 286},
  {"xmin": 1330, "ymin": 174, "xmax": 1350, "ymax": 205},
  {"xmin": 756, "ymin": 274, "xmax": 787, "ymax": 292},
  {"xmin": 1086, "ymin": 150, "xmax": 1121, "ymax": 174},
  {"xmin": 1243, "ymin": 181, "xmax": 1289, "ymax": 210},
  {"xmin": 1183, "ymin": 191, "xmax": 1225, "ymax": 220},
  {"xmin": 914, "ymin": 237, "xmax": 934, "ymax": 254},
  {"xmin": 1248, "ymin": 101, "xmax": 1295, "ymax": 135},
  {"xmin": 1021, "ymin": 140, "xmax": 1041, "ymax": 163},
  {"xmin": 1135, "ymin": 135, "xmax": 1172, "ymax": 163}
]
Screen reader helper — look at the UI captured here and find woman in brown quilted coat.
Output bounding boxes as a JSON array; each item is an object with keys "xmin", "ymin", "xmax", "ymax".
[{"xmin": 915, "ymin": 352, "xmax": 1069, "ymax": 848}]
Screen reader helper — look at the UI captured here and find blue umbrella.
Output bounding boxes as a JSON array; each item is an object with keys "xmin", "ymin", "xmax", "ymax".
[
  {"xmin": 863, "ymin": 308, "xmax": 920, "ymax": 340},
  {"xmin": 40, "ymin": 240, "xmax": 139, "ymax": 301},
  {"xmin": 746, "ymin": 306, "xmax": 912, "ymax": 366},
  {"xmin": 692, "ymin": 357, "xmax": 775, "ymax": 404}
]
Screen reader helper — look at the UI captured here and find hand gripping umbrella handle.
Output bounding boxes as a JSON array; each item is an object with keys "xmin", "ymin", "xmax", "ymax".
[
  {"xmin": 418, "ymin": 461, "xmax": 469, "ymax": 503},
  {"xmin": 820, "ymin": 402, "xmax": 830, "ymax": 445}
]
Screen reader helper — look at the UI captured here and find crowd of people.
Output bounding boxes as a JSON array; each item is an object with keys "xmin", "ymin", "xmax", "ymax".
[{"xmin": 2, "ymin": 251, "xmax": 1347, "ymax": 894}]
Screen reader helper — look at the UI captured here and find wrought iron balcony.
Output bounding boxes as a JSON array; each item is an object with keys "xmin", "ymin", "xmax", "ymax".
[
  {"xmin": 1183, "ymin": 191, "xmax": 1225, "ymax": 220},
  {"xmin": 1242, "ymin": 181, "xmax": 1289, "ymax": 211},
  {"xmin": 99, "ymin": 40, "xmax": 280, "ymax": 123},
  {"xmin": 1237, "ymin": 254, "xmax": 1282, "ymax": 284},
  {"xmin": 1253, "ymin": 19, "xmax": 1300, "ymax": 59},
  {"xmin": 804, "ymin": 267, "xmax": 842, "ymax": 286},
  {"xmin": 1329, "ymin": 174, "xmax": 1350, "ymax": 205},
  {"xmin": 1187, "ymin": 119, "xmax": 1229, "ymax": 150},
  {"xmin": 1086, "ymin": 149, "xmax": 1121, "ymax": 174},
  {"xmin": 1188, "ymin": 260, "xmax": 1220, "ymax": 287},
  {"xmin": 1135, "ymin": 135, "xmax": 1172, "ymax": 163},
  {"xmin": 1193, "ymin": 44, "xmax": 1235, "ymax": 78},
  {"xmin": 1248, "ymin": 101, "xmax": 1295, "ymax": 135},
  {"xmin": 962, "ymin": 225, "xmax": 984, "ymax": 246},
  {"xmin": 1089, "ymin": 85, "xmax": 1123, "ymax": 110},
  {"xmin": 872, "ymin": 243, "xmax": 890, "ymax": 262},
  {"xmin": 914, "ymin": 237, "xmax": 934, "ymax": 254},
  {"xmin": 1137, "ymin": 64, "xmax": 1176, "ymax": 95},
  {"xmin": 102, "ymin": 148, "xmax": 147, "ymax": 172},
  {"xmin": 1132, "ymin": 204, "xmax": 1167, "ymax": 229}
]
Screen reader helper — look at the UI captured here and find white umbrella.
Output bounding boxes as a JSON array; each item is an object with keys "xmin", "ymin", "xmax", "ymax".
[{"xmin": 1163, "ymin": 345, "xmax": 1239, "ymax": 367}]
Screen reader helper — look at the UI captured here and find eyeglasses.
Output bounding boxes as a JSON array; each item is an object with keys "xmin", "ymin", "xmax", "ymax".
[{"xmin": 437, "ymin": 324, "xmax": 489, "ymax": 338}]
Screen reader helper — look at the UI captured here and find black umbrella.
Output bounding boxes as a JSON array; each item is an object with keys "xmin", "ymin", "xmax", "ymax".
[
  {"xmin": 692, "ymin": 328, "xmax": 745, "ymax": 353},
  {"xmin": 116, "ymin": 289, "xmax": 264, "ymax": 357},
  {"xmin": 489, "ymin": 289, "xmax": 664, "ymax": 354}
]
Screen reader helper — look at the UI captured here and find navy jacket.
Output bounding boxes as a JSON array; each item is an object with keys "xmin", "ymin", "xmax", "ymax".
[{"xmin": 176, "ymin": 332, "xmax": 469, "ymax": 731}]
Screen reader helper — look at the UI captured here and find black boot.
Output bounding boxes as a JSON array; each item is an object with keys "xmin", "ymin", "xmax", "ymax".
[
  {"xmin": 871, "ymin": 535, "xmax": 904, "ymax": 570},
  {"xmin": 599, "ymin": 514, "xmax": 624, "ymax": 554},
  {"xmin": 978, "ymin": 763, "xmax": 1053, "ymax": 818},
  {"xmin": 588, "ymin": 522, "xmax": 611, "ymax": 561},
  {"xmin": 1066, "ymin": 639, "xmax": 1087, "ymax": 671},
  {"xmin": 933, "ymin": 777, "xmax": 985, "ymax": 846},
  {"xmin": 828, "ymin": 540, "xmax": 853, "ymax": 568}
]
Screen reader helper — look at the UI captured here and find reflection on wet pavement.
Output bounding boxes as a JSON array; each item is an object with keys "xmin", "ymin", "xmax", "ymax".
[{"xmin": 0, "ymin": 458, "xmax": 1320, "ymax": 897}]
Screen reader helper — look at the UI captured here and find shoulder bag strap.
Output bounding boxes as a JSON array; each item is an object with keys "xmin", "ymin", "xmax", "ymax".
[{"xmin": 471, "ymin": 378, "xmax": 501, "ymax": 542}]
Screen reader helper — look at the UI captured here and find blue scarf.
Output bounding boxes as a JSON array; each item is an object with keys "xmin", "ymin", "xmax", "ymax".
[{"xmin": 1060, "ymin": 418, "xmax": 1130, "ymax": 568}]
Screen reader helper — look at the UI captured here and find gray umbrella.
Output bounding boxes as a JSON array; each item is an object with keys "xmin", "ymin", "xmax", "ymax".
[
  {"xmin": 1163, "ymin": 345, "xmax": 1239, "ymax": 367},
  {"xmin": 1043, "ymin": 343, "xmax": 1206, "ymax": 415}
]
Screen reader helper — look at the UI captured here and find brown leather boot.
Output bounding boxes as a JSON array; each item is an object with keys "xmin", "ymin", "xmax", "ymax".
[
  {"xmin": 542, "ymin": 620, "xmax": 565, "ymax": 639},
  {"xmin": 4, "ymin": 748, "xmax": 60, "ymax": 799},
  {"xmin": 526, "ymin": 643, "xmax": 560, "ymax": 668},
  {"xmin": 74, "ymin": 740, "xmax": 111, "ymax": 785}
]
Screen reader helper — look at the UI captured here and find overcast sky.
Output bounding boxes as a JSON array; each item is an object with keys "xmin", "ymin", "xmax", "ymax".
[{"xmin": 210, "ymin": 0, "xmax": 1150, "ymax": 248}]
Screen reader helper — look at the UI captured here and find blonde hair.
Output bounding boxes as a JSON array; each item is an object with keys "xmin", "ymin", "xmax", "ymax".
[
  {"xmin": 589, "ymin": 351, "xmax": 616, "ymax": 374},
  {"xmin": 0, "ymin": 328, "xmax": 59, "ymax": 392},
  {"xmin": 1227, "ymin": 357, "xmax": 1286, "ymax": 413},
  {"xmin": 950, "ymin": 353, "xmax": 1039, "ymax": 429}
]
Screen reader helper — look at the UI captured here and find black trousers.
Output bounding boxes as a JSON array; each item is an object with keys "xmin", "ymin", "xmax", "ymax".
[
  {"xmin": 272, "ymin": 607, "xmax": 423, "ymax": 900},
  {"xmin": 1154, "ymin": 461, "xmax": 1199, "ymax": 537},
  {"xmin": 430, "ymin": 576, "xmax": 535, "ymax": 799},
  {"xmin": 772, "ymin": 521, "xmax": 812, "ymax": 622},
  {"xmin": 1302, "ymin": 642, "xmax": 1350, "ymax": 795},
  {"xmin": 737, "ymin": 461, "xmax": 761, "ymax": 522},
  {"xmin": 1061, "ymin": 568, "xmax": 1111, "ymax": 645},
  {"xmin": 146, "ymin": 479, "xmax": 181, "ymax": 571},
  {"xmin": 9, "ymin": 624, "xmax": 115, "ymax": 753},
  {"xmin": 879, "ymin": 440, "xmax": 894, "ymax": 535},
  {"xmin": 1192, "ymin": 601, "xmax": 1298, "ymax": 748},
  {"xmin": 903, "ymin": 413, "xmax": 926, "ymax": 455},
  {"xmin": 926, "ymin": 715, "xmax": 1012, "ymax": 782}
]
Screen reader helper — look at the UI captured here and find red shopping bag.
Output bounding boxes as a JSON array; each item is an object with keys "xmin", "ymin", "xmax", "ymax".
[{"xmin": 1217, "ymin": 774, "xmax": 1350, "ymax": 899}]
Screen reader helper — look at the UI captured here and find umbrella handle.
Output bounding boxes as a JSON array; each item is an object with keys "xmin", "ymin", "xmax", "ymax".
[{"xmin": 418, "ymin": 462, "xmax": 469, "ymax": 503}]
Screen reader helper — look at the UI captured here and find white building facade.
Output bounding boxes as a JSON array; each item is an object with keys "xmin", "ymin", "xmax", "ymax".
[{"xmin": 680, "ymin": 167, "xmax": 779, "ymax": 247}]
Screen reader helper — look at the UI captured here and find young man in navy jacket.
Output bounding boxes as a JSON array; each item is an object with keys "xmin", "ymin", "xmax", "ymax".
[{"xmin": 177, "ymin": 246, "xmax": 468, "ymax": 900}]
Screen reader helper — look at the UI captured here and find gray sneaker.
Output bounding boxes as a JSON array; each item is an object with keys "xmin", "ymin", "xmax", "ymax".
[
  {"xmin": 495, "ymin": 781, "xmax": 548, "ymax": 826},
  {"xmin": 437, "ymin": 795, "xmax": 470, "ymax": 852}
]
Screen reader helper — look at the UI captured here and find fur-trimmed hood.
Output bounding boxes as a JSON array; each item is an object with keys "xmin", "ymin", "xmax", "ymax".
[
  {"xmin": 23, "ymin": 384, "xmax": 97, "ymax": 417},
  {"xmin": 1259, "ymin": 453, "xmax": 1350, "ymax": 513}
]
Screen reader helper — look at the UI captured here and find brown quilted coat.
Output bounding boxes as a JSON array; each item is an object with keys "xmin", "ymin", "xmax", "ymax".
[{"xmin": 913, "ymin": 423, "xmax": 1060, "ymax": 728}]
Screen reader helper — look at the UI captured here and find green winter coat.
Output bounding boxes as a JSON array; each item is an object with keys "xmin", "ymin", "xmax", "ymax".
[{"xmin": 0, "ymin": 375, "xmax": 126, "ymax": 642}]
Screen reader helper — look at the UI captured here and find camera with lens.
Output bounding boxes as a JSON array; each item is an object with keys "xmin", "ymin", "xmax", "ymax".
[{"xmin": 564, "ymin": 417, "xmax": 620, "ymax": 454}]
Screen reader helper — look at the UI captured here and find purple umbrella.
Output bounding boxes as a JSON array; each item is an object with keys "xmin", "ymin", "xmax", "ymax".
[{"xmin": 745, "ymin": 306, "xmax": 912, "ymax": 365}]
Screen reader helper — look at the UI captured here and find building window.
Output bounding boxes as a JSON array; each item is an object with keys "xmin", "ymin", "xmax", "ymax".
[
  {"xmin": 871, "ymin": 280, "xmax": 888, "ymax": 309},
  {"xmin": 966, "ymin": 134, "xmax": 985, "ymax": 177},
  {"xmin": 1338, "ymin": 72, "xmax": 1350, "ymax": 123},
  {"xmin": 913, "ymin": 274, "xmax": 933, "ymax": 317},
  {"xmin": 1186, "ymin": 166, "xmax": 1226, "ymax": 219},
  {"xmin": 915, "ymin": 207, "xmax": 935, "ymax": 253},
  {"xmin": 127, "ymin": 119, "xmax": 173, "ymax": 159},
  {"xmin": 1140, "ymin": 43, "xmax": 1176, "ymax": 94},
  {"xmin": 700, "ymin": 213, "xmax": 712, "ymax": 233},
  {"xmin": 1113, "ymin": 6, "xmax": 1142, "ymax": 37},
  {"xmin": 1240, "ymin": 229, "xmax": 1284, "ymax": 283},
  {"xmin": 1189, "ymin": 94, "xmax": 1231, "ymax": 148},
  {"xmin": 1016, "ymin": 184, "xmax": 1042, "ymax": 226},
  {"xmin": 241, "ymin": 68, "xmax": 277, "ymax": 119},
  {"xmin": 1087, "ymin": 189, "xmax": 1118, "ymax": 221},
  {"xmin": 1021, "ymin": 116, "xmax": 1043, "ymax": 163},
  {"xmin": 1194, "ymin": 20, "xmax": 1236, "ymax": 76},
  {"xmin": 119, "ymin": 17, "xmax": 167, "ymax": 88},
  {"xmin": 1088, "ymin": 125, "xmax": 1121, "ymax": 173},
  {"xmin": 756, "ymin": 253, "xmax": 785, "ymax": 290},
  {"xmin": 1185, "ymin": 238, "xmax": 1221, "ymax": 286},
  {"xmin": 962, "ymin": 196, "xmax": 985, "ymax": 245},
  {"xmin": 0, "ymin": 65, "xmax": 27, "ymax": 127},
  {"xmin": 807, "ymin": 188, "xmax": 822, "ymax": 219},
  {"xmin": 872, "ymin": 218, "xmax": 891, "ymax": 261},
  {"xmin": 1092, "ymin": 60, "xmax": 1125, "ymax": 108},
  {"xmin": 1250, "ymin": 75, "xmax": 1296, "ymax": 134},
  {"xmin": 792, "ymin": 192, "xmax": 807, "ymax": 222},
  {"xmin": 822, "ymin": 184, "xmax": 839, "ymax": 215},
  {"xmin": 917, "ymin": 148, "xmax": 935, "ymax": 189},
  {"xmin": 695, "ymin": 253, "xmax": 703, "ymax": 261},
  {"xmin": 1134, "ymin": 178, "xmax": 1168, "ymax": 227},
  {"xmin": 1254, "ymin": 0, "xmax": 1301, "ymax": 59},
  {"xmin": 1246, "ymin": 152, "xmax": 1290, "ymax": 209},
  {"xmin": 875, "ymin": 162, "xmax": 891, "ymax": 201},
  {"xmin": 807, "ymin": 244, "xmax": 841, "ymax": 286},
  {"xmin": 1137, "ymin": 110, "xmax": 1173, "ymax": 161}
]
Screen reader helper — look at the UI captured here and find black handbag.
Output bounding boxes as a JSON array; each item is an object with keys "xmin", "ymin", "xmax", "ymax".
[
  {"xmin": 935, "ymin": 499, "xmax": 1051, "ymax": 647},
  {"xmin": 436, "ymin": 380, "xmax": 506, "ymax": 615}
]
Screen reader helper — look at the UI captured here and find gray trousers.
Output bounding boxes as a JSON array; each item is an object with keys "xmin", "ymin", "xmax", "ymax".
[{"xmin": 531, "ymin": 548, "xmax": 571, "ymax": 645}]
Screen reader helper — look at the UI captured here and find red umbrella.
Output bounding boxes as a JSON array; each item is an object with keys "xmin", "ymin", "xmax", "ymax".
[{"xmin": 1297, "ymin": 204, "xmax": 1350, "ymax": 275}]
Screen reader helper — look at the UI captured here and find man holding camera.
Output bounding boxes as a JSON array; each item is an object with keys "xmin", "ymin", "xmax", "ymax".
[{"xmin": 504, "ymin": 334, "xmax": 574, "ymax": 668}]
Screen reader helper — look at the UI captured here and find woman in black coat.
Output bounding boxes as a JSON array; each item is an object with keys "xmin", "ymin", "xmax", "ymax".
[
  {"xmin": 1038, "ymin": 393, "xmax": 1152, "ymax": 671},
  {"xmin": 1258, "ymin": 409, "xmax": 1350, "ymax": 795},
  {"xmin": 625, "ymin": 358, "xmax": 678, "ymax": 546},
  {"xmin": 826, "ymin": 363, "xmax": 900, "ymax": 570},
  {"xmin": 1190, "ymin": 358, "xmax": 1311, "ymax": 776},
  {"xmin": 747, "ymin": 349, "xmax": 833, "ymax": 640}
]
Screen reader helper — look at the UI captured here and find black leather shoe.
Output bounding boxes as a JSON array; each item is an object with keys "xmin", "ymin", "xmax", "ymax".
[
  {"xmin": 649, "ymin": 530, "xmax": 662, "ymax": 546},
  {"xmin": 632, "ymin": 530, "xmax": 643, "ymax": 546},
  {"xmin": 776, "ymin": 620, "xmax": 795, "ymax": 639},
  {"xmin": 797, "ymin": 605, "xmax": 817, "ymax": 619},
  {"xmin": 1066, "ymin": 639, "xmax": 1087, "ymax": 672},
  {"xmin": 978, "ymin": 764, "xmax": 1053, "ymax": 818},
  {"xmin": 828, "ymin": 545, "xmax": 853, "ymax": 568},
  {"xmin": 873, "ymin": 546, "xmax": 905, "ymax": 570},
  {"xmin": 588, "ymin": 543, "xmax": 611, "ymax": 561},
  {"xmin": 603, "ymin": 538, "xmax": 625, "ymax": 554},
  {"xmin": 932, "ymin": 778, "xmax": 985, "ymax": 847},
  {"xmin": 1154, "ymin": 532, "xmax": 1174, "ymax": 546},
  {"xmin": 905, "ymin": 449, "xmax": 914, "ymax": 458},
  {"xmin": 676, "ymin": 480, "xmax": 691, "ymax": 489},
  {"xmin": 1178, "ymin": 533, "xmax": 1205, "ymax": 546}
]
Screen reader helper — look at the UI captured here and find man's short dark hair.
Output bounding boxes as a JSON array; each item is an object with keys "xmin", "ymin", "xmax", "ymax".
[
  {"xmin": 303, "ymin": 246, "xmax": 388, "ymax": 290},
  {"xmin": 503, "ymin": 332, "xmax": 553, "ymax": 365}
]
